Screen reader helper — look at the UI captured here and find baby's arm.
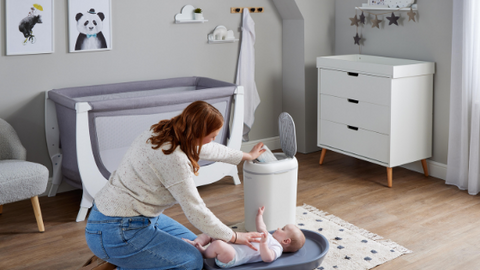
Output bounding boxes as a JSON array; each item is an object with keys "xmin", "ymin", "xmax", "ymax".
[
  {"xmin": 259, "ymin": 231, "xmax": 277, "ymax": 263},
  {"xmin": 256, "ymin": 207, "xmax": 277, "ymax": 262},
  {"xmin": 256, "ymin": 206, "xmax": 267, "ymax": 233}
]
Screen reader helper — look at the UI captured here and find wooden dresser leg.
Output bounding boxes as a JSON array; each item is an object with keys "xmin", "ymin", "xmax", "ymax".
[
  {"xmin": 421, "ymin": 159, "xmax": 429, "ymax": 177},
  {"xmin": 31, "ymin": 196, "xmax": 45, "ymax": 232},
  {"xmin": 319, "ymin": 149, "xmax": 327, "ymax": 165},
  {"xmin": 386, "ymin": 167, "xmax": 393, "ymax": 188}
]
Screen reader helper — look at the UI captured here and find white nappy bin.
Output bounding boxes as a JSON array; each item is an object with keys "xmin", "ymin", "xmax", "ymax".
[{"xmin": 243, "ymin": 112, "xmax": 298, "ymax": 232}]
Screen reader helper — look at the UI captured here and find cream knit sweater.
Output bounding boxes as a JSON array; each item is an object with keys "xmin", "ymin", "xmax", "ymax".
[{"xmin": 95, "ymin": 129, "xmax": 243, "ymax": 242}]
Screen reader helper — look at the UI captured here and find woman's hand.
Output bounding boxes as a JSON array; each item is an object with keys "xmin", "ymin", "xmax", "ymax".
[
  {"xmin": 242, "ymin": 142, "xmax": 266, "ymax": 161},
  {"xmin": 231, "ymin": 231, "xmax": 263, "ymax": 250}
]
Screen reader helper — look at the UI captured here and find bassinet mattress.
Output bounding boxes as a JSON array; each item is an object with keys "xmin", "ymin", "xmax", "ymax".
[{"xmin": 48, "ymin": 76, "xmax": 237, "ymax": 188}]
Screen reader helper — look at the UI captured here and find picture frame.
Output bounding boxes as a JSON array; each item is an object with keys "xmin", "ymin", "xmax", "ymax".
[
  {"xmin": 68, "ymin": 0, "xmax": 112, "ymax": 53},
  {"xmin": 5, "ymin": 0, "xmax": 54, "ymax": 55},
  {"xmin": 368, "ymin": 0, "xmax": 386, "ymax": 5}
]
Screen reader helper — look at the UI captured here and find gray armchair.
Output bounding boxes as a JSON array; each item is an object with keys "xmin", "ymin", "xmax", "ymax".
[{"xmin": 0, "ymin": 118, "xmax": 48, "ymax": 232}]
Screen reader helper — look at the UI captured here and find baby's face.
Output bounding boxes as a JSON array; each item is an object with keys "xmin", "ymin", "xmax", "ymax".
[{"xmin": 272, "ymin": 224, "xmax": 298, "ymax": 241}]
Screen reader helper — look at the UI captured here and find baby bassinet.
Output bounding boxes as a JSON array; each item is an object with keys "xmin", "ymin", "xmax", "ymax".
[{"xmin": 45, "ymin": 77, "xmax": 244, "ymax": 221}]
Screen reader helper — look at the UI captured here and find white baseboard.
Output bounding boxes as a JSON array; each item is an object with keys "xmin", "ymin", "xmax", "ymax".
[
  {"xmin": 401, "ymin": 159, "xmax": 447, "ymax": 181},
  {"xmin": 40, "ymin": 178, "xmax": 79, "ymax": 197}
]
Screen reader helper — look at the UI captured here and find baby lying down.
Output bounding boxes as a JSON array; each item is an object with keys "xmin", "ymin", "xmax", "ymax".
[{"xmin": 184, "ymin": 206, "xmax": 305, "ymax": 268}]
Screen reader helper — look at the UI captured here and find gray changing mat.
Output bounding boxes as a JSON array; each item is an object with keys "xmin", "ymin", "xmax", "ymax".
[{"xmin": 204, "ymin": 229, "xmax": 329, "ymax": 270}]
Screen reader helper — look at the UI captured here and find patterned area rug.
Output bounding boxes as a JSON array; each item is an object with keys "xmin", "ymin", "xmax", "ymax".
[{"xmin": 230, "ymin": 204, "xmax": 412, "ymax": 270}]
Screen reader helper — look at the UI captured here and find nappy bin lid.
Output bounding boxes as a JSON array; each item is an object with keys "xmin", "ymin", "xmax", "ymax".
[{"xmin": 279, "ymin": 112, "xmax": 297, "ymax": 158}]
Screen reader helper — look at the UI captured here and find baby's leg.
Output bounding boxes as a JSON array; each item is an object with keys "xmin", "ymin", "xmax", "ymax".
[
  {"xmin": 183, "ymin": 233, "xmax": 212, "ymax": 248},
  {"xmin": 204, "ymin": 240, "xmax": 236, "ymax": 264}
]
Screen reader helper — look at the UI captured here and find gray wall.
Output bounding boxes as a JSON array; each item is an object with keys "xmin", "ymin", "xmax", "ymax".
[
  {"xmin": 0, "ymin": 0, "xmax": 284, "ymax": 173},
  {"xmin": 334, "ymin": 0, "xmax": 453, "ymax": 165},
  {"xmin": 274, "ymin": 0, "xmax": 335, "ymax": 153},
  {"xmin": 1, "ymin": 0, "xmax": 453, "ymax": 182}
]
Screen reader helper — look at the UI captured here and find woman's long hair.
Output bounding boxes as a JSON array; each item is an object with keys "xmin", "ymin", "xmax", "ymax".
[{"xmin": 147, "ymin": 101, "xmax": 224, "ymax": 175}]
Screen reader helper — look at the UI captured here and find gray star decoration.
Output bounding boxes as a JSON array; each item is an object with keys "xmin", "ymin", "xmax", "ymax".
[
  {"xmin": 359, "ymin": 12, "xmax": 366, "ymax": 24},
  {"xmin": 407, "ymin": 8, "xmax": 416, "ymax": 22},
  {"xmin": 371, "ymin": 15, "xmax": 382, "ymax": 28},
  {"xmin": 354, "ymin": 33, "xmax": 361, "ymax": 45},
  {"xmin": 349, "ymin": 14, "xmax": 359, "ymax": 26},
  {"xmin": 386, "ymin": 12, "xmax": 400, "ymax": 25}
]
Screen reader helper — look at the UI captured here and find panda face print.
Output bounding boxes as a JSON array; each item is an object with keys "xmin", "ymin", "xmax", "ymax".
[{"xmin": 75, "ymin": 9, "xmax": 105, "ymax": 36}]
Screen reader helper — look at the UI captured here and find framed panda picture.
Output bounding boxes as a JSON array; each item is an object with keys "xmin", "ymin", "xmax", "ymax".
[
  {"xmin": 68, "ymin": 0, "xmax": 112, "ymax": 52},
  {"xmin": 5, "ymin": 0, "xmax": 54, "ymax": 55}
]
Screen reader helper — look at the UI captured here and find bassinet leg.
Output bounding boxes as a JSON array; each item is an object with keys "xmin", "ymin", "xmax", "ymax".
[
  {"xmin": 48, "ymin": 184, "xmax": 59, "ymax": 197},
  {"xmin": 47, "ymin": 152, "xmax": 63, "ymax": 197},
  {"xmin": 232, "ymin": 173, "xmax": 241, "ymax": 185},
  {"xmin": 76, "ymin": 207, "xmax": 90, "ymax": 223},
  {"xmin": 230, "ymin": 166, "xmax": 241, "ymax": 185},
  {"xmin": 45, "ymin": 93, "xmax": 64, "ymax": 197},
  {"xmin": 76, "ymin": 189, "xmax": 94, "ymax": 222}
]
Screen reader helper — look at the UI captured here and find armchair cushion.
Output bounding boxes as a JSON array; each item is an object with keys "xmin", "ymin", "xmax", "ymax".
[{"xmin": 0, "ymin": 160, "xmax": 48, "ymax": 205}]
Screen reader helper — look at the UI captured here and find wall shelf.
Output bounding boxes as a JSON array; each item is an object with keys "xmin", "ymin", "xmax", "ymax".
[
  {"xmin": 207, "ymin": 39, "xmax": 239, "ymax": 44},
  {"xmin": 175, "ymin": 19, "xmax": 208, "ymax": 24},
  {"xmin": 174, "ymin": 5, "xmax": 208, "ymax": 24},
  {"xmin": 355, "ymin": 4, "xmax": 417, "ymax": 11}
]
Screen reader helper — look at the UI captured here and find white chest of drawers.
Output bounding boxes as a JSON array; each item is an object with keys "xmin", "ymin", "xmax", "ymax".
[{"xmin": 316, "ymin": 54, "xmax": 435, "ymax": 187}]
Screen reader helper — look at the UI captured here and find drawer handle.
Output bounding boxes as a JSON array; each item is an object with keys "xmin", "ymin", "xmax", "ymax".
[
  {"xmin": 347, "ymin": 125, "xmax": 359, "ymax": 131},
  {"xmin": 347, "ymin": 99, "xmax": 359, "ymax": 104},
  {"xmin": 347, "ymin": 72, "xmax": 359, "ymax": 77}
]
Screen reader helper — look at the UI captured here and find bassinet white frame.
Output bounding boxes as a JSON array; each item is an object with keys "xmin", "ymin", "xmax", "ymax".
[{"xmin": 45, "ymin": 86, "xmax": 244, "ymax": 222}]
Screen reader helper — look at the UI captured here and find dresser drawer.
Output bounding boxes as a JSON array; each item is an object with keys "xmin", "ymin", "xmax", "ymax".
[
  {"xmin": 320, "ymin": 69, "xmax": 391, "ymax": 106},
  {"xmin": 319, "ymin": 119, "xmax": 389, "ymax": 163},
  {"xmin": 320, "ymin": 94, "xmax": 390, "ymax": 134}
]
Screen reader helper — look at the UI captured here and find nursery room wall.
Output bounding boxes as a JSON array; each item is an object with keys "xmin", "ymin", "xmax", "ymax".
[
  {"xmin": 0, "ymin": 0, "xmax": 335, "ymax": 191},
  {"xmin": 334, "ymin": 0, "xmax": 453, "ymax": 178}
]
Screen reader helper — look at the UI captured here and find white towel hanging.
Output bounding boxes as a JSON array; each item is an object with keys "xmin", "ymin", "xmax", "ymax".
[{"xmin": 236, "ymin": 9, "xmax": 260, "ymax": 142}]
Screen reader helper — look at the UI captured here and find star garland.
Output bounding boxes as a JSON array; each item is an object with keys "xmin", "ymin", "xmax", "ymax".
[{"xmin": 349, "ymin": 6, "xmax": 417, "ymax": 51}]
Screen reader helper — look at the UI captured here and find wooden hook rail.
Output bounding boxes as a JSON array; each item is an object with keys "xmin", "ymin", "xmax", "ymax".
[{"xmin": 230, "ymin": 7, "xmax": 264, "ymax": 13}]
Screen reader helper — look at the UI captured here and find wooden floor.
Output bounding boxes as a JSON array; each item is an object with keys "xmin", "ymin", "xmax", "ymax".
[{"xmin": 1, "ymin": 150, "xmax": 480, "ymax": 270}]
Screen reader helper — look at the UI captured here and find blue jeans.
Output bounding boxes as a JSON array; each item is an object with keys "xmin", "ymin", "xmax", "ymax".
[{"xmin": 85, "ymin": 204, "xmax": 203, "ymax": 270}]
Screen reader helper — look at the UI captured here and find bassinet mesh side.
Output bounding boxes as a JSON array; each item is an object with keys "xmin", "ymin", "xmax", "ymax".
[{"xmin": 90, "ymin": 96, "xmax": 232, "ymax": 180}]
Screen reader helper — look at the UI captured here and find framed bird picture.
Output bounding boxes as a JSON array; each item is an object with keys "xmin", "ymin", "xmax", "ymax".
[
  {"xmin": 68, "ymin": 0, "xmax": 112, "ymax": 52},
  {"xmin": 5, "ymin": 0, "xmax": 54, "ymax": 55}
]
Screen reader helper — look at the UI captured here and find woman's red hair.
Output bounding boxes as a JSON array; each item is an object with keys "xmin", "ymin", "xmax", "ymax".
[{"xmin": 147, "ymin": 101, "xmax": 224, "ymax": 175}]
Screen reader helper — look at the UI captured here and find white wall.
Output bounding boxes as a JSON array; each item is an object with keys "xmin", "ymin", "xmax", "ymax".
[
  {"xmin": 334, "ymin": 0, "xmax": 453, "ymax": 168},
  {"xmin": 0, "ymin": 1, "xmax": 284, "ymax": 177}
]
